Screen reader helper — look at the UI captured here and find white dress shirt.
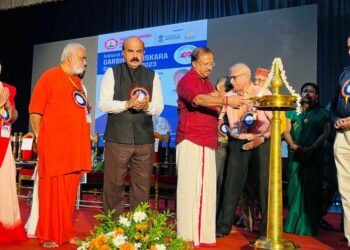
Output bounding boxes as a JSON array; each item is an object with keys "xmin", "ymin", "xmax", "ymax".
[{"xmin": 98, "ymin": 67, "xmax": 164, "ymax": 116}]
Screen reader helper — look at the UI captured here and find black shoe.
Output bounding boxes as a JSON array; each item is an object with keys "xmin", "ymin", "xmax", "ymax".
[
  {"xmin": 340, "ymin": 236, "xmax": 348, "ymax": 242},
  {"xmin": 216, "ymin": 232, "xmax": 225, "ymax": 238},
  {"xmin": 216, "ymin": 231, "xmax": 229, "ymax": 238},
  {"xmin": 320, "ymin": 219, "xmax": 335, "ymax": 231},
  {"xmin": 235, "ymin": 216, "xmax": 245, "ymax": 227}
]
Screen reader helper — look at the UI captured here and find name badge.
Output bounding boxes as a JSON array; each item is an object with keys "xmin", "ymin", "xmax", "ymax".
[
  {"xmin": 231, "ymin": 125, "xmax": 242, "ymax": 137},
  {"xmin": 341, "ymin": 80, "xmax": 350, "ymax": 104},
  {"xmin": 1, "ymin": 125, "xmax": 11, "ymax": 138},
  {"xmin": 129, "ymin": 87, "xmax": 150, "ymax": 101},
  {"xmin": 218, "ymin": 120, "xmax": 230, "ymax": 137},
  {"xmin": 241, "ymin": 112, "xmax": 257, "ymax": 129}
]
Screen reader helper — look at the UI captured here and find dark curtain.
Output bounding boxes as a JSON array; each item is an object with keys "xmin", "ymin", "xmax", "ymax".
[
  {"xmin": 0, "ymin": 0, "xmax": 349, "ymax": 132},
  {"xmin": 318, "ymin": 0, "xmax": 350, "ymax": 105}
]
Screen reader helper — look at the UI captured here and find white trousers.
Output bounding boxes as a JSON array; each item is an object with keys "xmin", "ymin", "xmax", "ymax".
[
  {"xmin": 176, "ymin": 140, "xmax": 216, "ymax": 246},
  {"xmin": 334, "ymin": 130, "xmax": 350, "ymax": 245}
]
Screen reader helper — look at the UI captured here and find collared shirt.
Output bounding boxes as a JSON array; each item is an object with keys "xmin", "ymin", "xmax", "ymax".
[
  {"xmin": 98, "ymin": 67, "xmax": 163, "ymax": 116},
  {"xmin": 226, "ymin": 84, "xmax": 272, "ymax": 139},
  {"xmin": 176, "ymin": 68, "xmax": 218, "ymax": 148}
]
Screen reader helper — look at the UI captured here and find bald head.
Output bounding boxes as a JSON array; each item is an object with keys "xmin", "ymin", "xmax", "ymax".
[{"xmin": 122, "ymin": 36, "xmax": 145, "ymax": 69}]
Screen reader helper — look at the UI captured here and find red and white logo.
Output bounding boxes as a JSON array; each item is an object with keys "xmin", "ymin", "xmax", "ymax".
[{"xmin": 104, "ymin": 38, "xmax": 118, "ymax": 50}]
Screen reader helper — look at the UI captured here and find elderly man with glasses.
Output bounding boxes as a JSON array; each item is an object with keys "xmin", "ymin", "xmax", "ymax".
[{"xmin": 216, "ymin": 63, "xmax": 272, "ymax": 240}]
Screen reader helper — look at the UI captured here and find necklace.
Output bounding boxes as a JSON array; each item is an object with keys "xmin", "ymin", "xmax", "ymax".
[
  {"xmin": 302, "ymin": 109, "xmax": 311, "ymax": 124},
  {"xmin": 60, "ymin": 65, "xmax": 91, "ymax": 114}
]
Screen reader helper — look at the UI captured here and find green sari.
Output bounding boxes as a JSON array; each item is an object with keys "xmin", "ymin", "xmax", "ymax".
[{"xmin": 284, "ymin": 106, "xmax": 330, "ymax": 236}]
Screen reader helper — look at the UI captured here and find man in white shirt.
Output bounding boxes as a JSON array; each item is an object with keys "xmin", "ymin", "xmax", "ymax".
[{"xmin": 99, "ymin": 36, "xmax": 164, "ymax": 218}]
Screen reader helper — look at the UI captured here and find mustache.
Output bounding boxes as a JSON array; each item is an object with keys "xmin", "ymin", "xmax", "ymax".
[{"xmin": 130, "ymin": 57, "xmax": 139, "ymax": 62}]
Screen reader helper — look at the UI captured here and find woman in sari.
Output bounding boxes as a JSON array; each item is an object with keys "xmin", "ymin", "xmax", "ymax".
[
  {"xmin": 0, "ymin": 61, "xmax": 27, "ymax": 242},
  {"xmin": 284, "ymin": 82, "xmax": 331, "ymax": 235}
]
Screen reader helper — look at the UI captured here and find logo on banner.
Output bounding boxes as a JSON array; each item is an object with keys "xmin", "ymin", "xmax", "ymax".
[
  {"xmin": 184, "ymin": 31, "xmax": 196, "ymax": 40},
  {"xmin": 174, "ymin": 45, "xmax": 196, "ymax": 65},
  {"xmin": 157, "ymin": 34, "xmax": 182, "ymax": 43},
  {"xmin": 158, "ymin": 35, "xmax": 164, "ymax": 43},
  {"xmin": 104, "ymin": 39, "xmax": 118, "ymax": 50}
]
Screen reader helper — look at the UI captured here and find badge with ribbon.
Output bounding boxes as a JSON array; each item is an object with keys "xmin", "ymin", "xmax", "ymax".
[
  {"xmin": 0, "ymin": 107, "xmax": 11, "ymax": 126},
  {"xmin": 341, "ymin": 79, "xmax": 350, "ymax": 105},
  {"xmin": 129, "ymin": 87, "xmax": 150, "ymax": 101},
  {"xmin": 231, "ymin": 125, "xmax": 242, "ymax": 137},
  {"xmin": 241, "ymin": 111, "xmax": 257, "ymax": 130},
  {"xmin": 218, "ymin": 120, "xmax": 230, "ymax": 140},
  {"xmin": 73, "ymin": 90, "xmax": 91, "ymax": 115}
]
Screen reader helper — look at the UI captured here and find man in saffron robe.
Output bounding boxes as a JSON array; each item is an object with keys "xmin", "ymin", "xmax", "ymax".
[{"xmin": 29, "ymin": 43, "xmax": 92, "ymax": 248}]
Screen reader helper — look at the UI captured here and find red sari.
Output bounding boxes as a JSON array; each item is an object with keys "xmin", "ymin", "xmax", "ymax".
[{"xmin": 0, "ymin": 82, "xmax": 27, "ymax": 242}]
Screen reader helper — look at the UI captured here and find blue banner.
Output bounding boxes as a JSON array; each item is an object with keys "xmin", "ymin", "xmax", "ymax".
[{"xmin": 97, "ymin": 40, "xmax": 207, "ymax": 74}]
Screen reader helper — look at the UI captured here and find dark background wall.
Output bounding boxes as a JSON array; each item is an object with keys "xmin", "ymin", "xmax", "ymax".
[{"xmin": 0, "ymin": 0, "xmax": 349, "ymax": 132}]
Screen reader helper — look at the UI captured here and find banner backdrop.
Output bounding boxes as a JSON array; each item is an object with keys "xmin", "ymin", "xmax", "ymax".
[{"xmin": 95, "ymin": 20, "xmax": 208, "ymax": 144}]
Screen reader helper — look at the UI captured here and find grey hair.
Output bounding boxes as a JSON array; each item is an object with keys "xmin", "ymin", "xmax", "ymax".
[
  {"xmin": 60, "ymin": 42, "xmax": 86, "ymax": 63},
  {"xmin": 229, "ymin": 63, "xmax": 251, "ymax": 76}
]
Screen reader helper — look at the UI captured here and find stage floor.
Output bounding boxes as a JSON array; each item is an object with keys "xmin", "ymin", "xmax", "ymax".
[{"xmin": 1, "ymin": 199, "xmax": 348, "ymax": 250}]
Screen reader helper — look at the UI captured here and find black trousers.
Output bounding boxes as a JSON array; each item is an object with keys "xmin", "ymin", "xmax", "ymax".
[{"xmin": 216, "ymin": 138, "xmax": 270, "ymax": 236}]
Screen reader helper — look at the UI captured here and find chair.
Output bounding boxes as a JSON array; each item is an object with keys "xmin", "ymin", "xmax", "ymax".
[
  {"xmin": 76, "ymin": 133, "xmax": 103, "ymax": 209},
  {"xmin": 153, "ymin": 131, "xmax": 177, "ymax": 211},
  {"xmin": 12, "ymin": 132, "xmax": 19, "ymax": 159},
  {"xmin": 15, "ymin": 132, "xmax": 37, "ymax": 202},
  {"xmin": 90, "ymin": 133, "xmax": 100, "ymax": 161},
  {"xmin": 21, "ymin": 132, "xmax": 36, "ymax": 161},
  {"xmin": 12, "ymin": 132, "xmax": 23, "ymax": 161},
  {"xmin": 16, "ymin": 160, "xmax": 36, "ymax": 204},
  {"xmin": 76, "ymin": 171, "xmax": 104, "ymax": 209}
]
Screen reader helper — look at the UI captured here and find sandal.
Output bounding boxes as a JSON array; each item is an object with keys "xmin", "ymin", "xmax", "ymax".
[
  {"xmin": 69, "ymin": 237, "xmax": 81, "ymax": 244},
  {"xmin": 42, "ymin": 241, "xmax": 59, "ymax": 248}
]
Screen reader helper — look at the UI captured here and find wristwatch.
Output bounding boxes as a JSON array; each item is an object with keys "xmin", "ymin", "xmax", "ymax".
[{"xmin": 260, "ymin": 134, "xmax": 269, "ymax": 143}]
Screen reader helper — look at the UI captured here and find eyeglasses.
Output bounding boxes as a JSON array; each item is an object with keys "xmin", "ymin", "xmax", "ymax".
[
  {"xmin": 230, "ymin": 73, "xmax": 248, "ymax": 81},
  {"xmin": 196, "ymin": 62, "xmax": 216, "ymax": 68}
]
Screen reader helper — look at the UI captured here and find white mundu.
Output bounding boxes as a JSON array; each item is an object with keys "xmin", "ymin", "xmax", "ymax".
[{"xmin": 176, "ymin": 139, "xmax": 216, "ymax": 246}]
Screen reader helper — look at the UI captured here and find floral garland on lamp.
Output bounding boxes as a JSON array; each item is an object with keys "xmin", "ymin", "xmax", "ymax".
[
  {"xmin": 257, "ymin": 58, "xmax": 302, "ymax": 115},
  {"xmin": 77, "ymin": 203, "xmax": 190, "ymax": 250}
]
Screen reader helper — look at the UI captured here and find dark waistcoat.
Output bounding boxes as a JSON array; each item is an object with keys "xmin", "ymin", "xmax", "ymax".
[{"xmin": 104, "ymin": 63, "xmax": 155, "ymax": 144}]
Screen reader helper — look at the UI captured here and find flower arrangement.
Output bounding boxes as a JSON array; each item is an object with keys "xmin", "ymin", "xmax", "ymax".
[
  {"xmin": 257, "ymin": 57, "xmax": 302, "ymax": 114},
  {"xmin": 77, "ymin": 203, "xmax": 190, "ymax": 250}
]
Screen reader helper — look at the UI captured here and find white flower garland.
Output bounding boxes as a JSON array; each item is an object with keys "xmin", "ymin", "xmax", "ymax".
[{"xmin": 257, "ymin": 58, "xmax": 302, "ymax": 115}]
